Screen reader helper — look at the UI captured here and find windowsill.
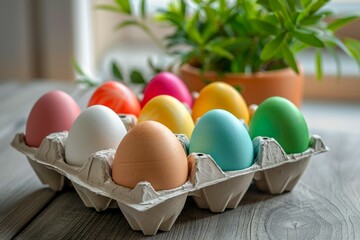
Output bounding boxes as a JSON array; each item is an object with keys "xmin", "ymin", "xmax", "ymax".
[
  {"xmin": 302, "ymin": 100, "xmax": 360, "ymax": 133},
  {"xmin": 298, "ymin": 51, "xmax": 359, "ymax": 77}
]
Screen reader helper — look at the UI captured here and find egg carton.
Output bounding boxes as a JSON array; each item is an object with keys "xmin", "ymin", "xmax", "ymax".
[
  {"xmin": 19, "ymin": 114, "xmax": 137, "ymax": 192},
  {"xmin": 11, "ymin": 124, "xmax": 327, "ymax": 235}
]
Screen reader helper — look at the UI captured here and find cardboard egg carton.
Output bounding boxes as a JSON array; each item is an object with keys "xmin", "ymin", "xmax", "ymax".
[{"xmin": 11, "ymin": 117, "xmax": 328, "ymax": 235}]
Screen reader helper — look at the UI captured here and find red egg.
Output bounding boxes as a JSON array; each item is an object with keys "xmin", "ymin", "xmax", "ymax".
[
  {"xmin": 141, "ymin": 72, "xmax": 193, "ymax": 108},
  {"xmin": 25, "ymin": 91, "xmax": 81, "ymax": 147},
  {"xmin": 88, "ymin": 81, "xmax": 141, "ymax": 117}
]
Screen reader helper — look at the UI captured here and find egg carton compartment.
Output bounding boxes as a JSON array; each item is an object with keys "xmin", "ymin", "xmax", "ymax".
[
  {"xmin": 11, "ymin": 130, "xmax": 328, "ymax": 235},
  {"xmin": 27, "ymin": 158, "xmax": 66, "ymax": 191},
  {"xmin": 191, "ymin": 168, "xmax": 255, "ymax": 213},
  {"xmin": 189, "ymin": 135, "xmax": 328, "ymax": 212},
  {"xmin": 117, "ymin": 114, "xmax": 137, "ymax": 131},
  {"xmin": 252, "ymin": 136, "xmax": 328, "ymax": 194},
  {"xmin": 18, "ymin": 114, "xmax": 137, "ymax": 193},
  {"xmin": 11, "ymin": 132, "xmax": 240, "ymax": 234}
]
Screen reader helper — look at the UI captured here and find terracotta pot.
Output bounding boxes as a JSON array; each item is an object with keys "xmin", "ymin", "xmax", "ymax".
[{"xmin": 179, "ymin": 64, "xmax": 304, "ymax": 108}]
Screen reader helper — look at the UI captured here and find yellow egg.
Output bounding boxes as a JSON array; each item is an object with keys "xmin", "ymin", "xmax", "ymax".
[
  {"xmin": 138, "ymin": 95, "xmax": 194, "ymax": 138},
  {"xmin": 192, "ymin": 82, "xmax": 250, "ymax": 124}
]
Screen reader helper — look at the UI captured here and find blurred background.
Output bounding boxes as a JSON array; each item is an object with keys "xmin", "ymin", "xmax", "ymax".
[{"xmin": 0, "ymin": 0, "xmax": 359, "ymax": 103}]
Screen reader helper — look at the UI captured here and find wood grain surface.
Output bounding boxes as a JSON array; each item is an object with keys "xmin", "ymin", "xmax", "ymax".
[
  {"xmin": 0, "ymin": 82, "xmax": 93, "ymax": 239},
  {"xmin": 1, "ymin": 82, "xmax": 359, "ymax": 240}
]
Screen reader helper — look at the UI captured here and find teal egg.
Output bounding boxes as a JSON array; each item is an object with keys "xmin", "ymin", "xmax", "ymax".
[
  {"xmin": 249, "ymin": 97, "xmax": 309, "ymax": 154},
  {"xmin": 189, "ymin": 109, "xmax": 254, "ymax": 171}
]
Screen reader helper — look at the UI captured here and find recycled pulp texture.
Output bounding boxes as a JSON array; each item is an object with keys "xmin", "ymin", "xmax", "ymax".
[{"xmin": 11, "ymin": 116, "xmax": 328, "ymax": 235}]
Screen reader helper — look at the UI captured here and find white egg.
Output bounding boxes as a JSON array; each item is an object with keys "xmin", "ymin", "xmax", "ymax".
[{"xmin": 65, "ymin": 105, "xmax": 127, "ymax": 167}]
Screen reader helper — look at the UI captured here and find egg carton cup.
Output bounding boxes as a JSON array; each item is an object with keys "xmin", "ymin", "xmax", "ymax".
[
  {"xmin": 190, "ymin": 136, "xmax": 328, "ymax": 212},
  {"xmin": 11, "ymin": 131, "xmax": 327, "ymax": 235},
  {"xmin": 17, "ymin": 114, "xmax": 137, "ymax": 192},
  {"xmin": 117, "ymin": 114, "xmax": 137, "ymax": 131}
]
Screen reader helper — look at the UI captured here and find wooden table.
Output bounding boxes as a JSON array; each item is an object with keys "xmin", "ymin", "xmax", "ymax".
[{"xmin": 1, "ymin": 81, "xmax": 359, "ymax": 240}]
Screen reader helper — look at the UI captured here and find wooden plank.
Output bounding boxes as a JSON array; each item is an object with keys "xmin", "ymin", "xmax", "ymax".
[
  {"xmin": 0, "ymin": 82, "xmax": 81, "ymax": 239},
  {"xmin": 14, "ymin": 130, "xmax": 360, "ymax": 239},
  {"xmin": 0, "ymin": 120, "xmax": 56, "ymax": 239}
]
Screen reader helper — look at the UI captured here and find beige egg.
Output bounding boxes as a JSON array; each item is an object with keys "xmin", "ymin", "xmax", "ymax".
[{"xmin": 112, "ymin": 121, "xmax": 188, "ymax": 191}]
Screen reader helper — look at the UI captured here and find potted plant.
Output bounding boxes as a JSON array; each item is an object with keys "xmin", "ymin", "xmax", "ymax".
[{"xmin": 95, "ymin": 0, "xmax": 360, "ymax": 107}]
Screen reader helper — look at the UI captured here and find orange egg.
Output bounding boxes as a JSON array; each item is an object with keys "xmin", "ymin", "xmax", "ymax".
[
  {"xmin": 112, "ymin": 121, "xmax": 188, "ymax": 191},
  {"xmin": 88, "ymin": 81, "xmax": 141, "ymax": 117}
]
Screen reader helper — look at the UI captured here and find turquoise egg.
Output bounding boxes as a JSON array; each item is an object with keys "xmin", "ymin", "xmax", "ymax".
[
  {"xmin": 249, "ymin": 97, "xmax": 310, "ymax": 154},
  {"xmin": 189, "ymin": 109, "xmax": 254, "ymax": 171}
]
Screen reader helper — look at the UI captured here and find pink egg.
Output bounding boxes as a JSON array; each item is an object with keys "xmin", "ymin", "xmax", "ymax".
[
  {"xmin": 25, "ymin": 91, "xmax": 81, "ymax": 147},
  {"xmin": 141, "ymin": 72, "xmax": 193, "ymax": 108}
]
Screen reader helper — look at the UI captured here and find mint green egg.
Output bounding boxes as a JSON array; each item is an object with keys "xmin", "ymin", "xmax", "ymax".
[
  {"xmin": 189, "ymin": 109, "xmax": 254, "ymax": 171},
  {"xmin": 249, "ymin": 97, "xmax": 310, "ymax": 154}
]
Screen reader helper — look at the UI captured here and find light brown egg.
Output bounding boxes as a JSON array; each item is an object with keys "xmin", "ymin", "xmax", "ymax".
[{"xmin": 112, "ymin": 121, "xmax": 188, "ymax": 191}]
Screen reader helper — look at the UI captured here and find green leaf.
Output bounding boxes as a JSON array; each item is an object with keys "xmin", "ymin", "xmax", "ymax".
[
  {"xmin": 114, "ymin": 20, "xmax": 141, "ymax": 30},
  {"xmin": 112, "ymin": 62, "xmax": 123, "ymax": 81},
  {"xmin": 251, "ymin": 19, "xmax": 279, "ymax": 35},
  {"xmin": 233, "ymin": 85, "xmax": 244, "ymax": 93},
  {"xmin": 257, "ymin": 0, "xmax": 271, "ymax": 10},
  {"xmin": 315, "ymin": 49, "xmax": 323, "ymax": 80},
  {"xmin": 156, "ymin": 10, "xmax": 184, "ymax": 28},
  {"xmin": 322, "ymin": 34, "xmax": 351, "ymax": 57},
  {"xmin": 95, "ymin": 4, "xmax": 121, "ymax": 13},
  {"xmin": 291, "ymin": 41, "xmax": 308, "ymax": 53},
  {"xmin": 292, "ymin": 29, "xmax": 324, "ymax": 47},
  {"xmin": 202, "ymin": 22, "xmax": 219, "ymax": 43},
  {"xmin": 298, "ymin": 0, "xmax": 330, "ymax": 22},
  {"xmin": 231, "ymin": 54, "xmax": 245, "ymax": 73},
  {"xmin": 185, "ymin": 11, "xmax": 202, "ymax": 44},
  {"xmin": 309, "ymin": 0, "xmax": 330, "ymax": 14},
  {"xmin": 269, "ymin": 0, "xmax": 284, "ymax": 12},
  {"xmin": 300, "ymin": 10, "xmax": 332, "ymax": 26},
  {"xmin": 300, "ymin": 0, "xmax": 312, "ymax": 8},
  {"xmin": 208, "ymin": 37, "xmax": 251, "ymax": 49},
  {"xmin": 71, "ymin": 58, "xmax": 85, "ymax": 76},
  {"xmin": 188, "ymin": 30, "xmax": 203, "ymax": 45},
  {"xmin": 115, "ymin": 0, "xmax": 131, "ymax": 14},
  {"xmin": 219, "ymin": 0, "xmax": 227, "ymax": 12},
  {"xmin": 282, "ymin": 46, "xmax": 299, "ymax": 74},
  {"xmin": 76, "ymin": 77, "xmax": 98, "ymax": 87},
  {"xmin": 290, "ymin": 11, "xmax": 301, "ymax": 24},
  {"xmin": 180, "ymin": 50, "xmax": 199, "ymax": 64},
  {"xmin": 286, "ymin": 0, "xmax": 297, "ymax": 11},
  {"xmin": 147, "ymin": 58, "xmax": 163, "ymax": 73},
  {"xmin": 180, "ymin": 0, "xmax": 186, "ymax": 17},
  {"xmin": 140, "ymin": 0, "xmax": 146, "ymax": 19},
  {"xmin": 206, "ymin": 46, "xmax": 234, "ymax": 60},
  {"xmin": 130, "ymin": 70, "xmax": 146, "ymax": 84},
  {"xmin": 326, "ymin": 45, "xmax": 341, "ymax": 79},
  {"xmin": 300, "ymin": 14, "xmax": 324, "ymax": 25},
  {"xmin": 327, "ymin": 15, "xmax": 359, "ymax": 31},
  {"xmin": 260, "ymin": 31, "xmax": 287, "ymax": 61},
  {"xmin": 343, "ymin": 38, "xmax": 360, "ymax": 71},
  {"xmin": 269, "ymin": 0, "xmax": 291, "ymax": 22}
]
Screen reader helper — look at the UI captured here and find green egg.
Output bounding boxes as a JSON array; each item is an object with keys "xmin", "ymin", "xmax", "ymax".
[{"xmin": 249, "ymin": 97, "xmax": 310, "ymax": 154}]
